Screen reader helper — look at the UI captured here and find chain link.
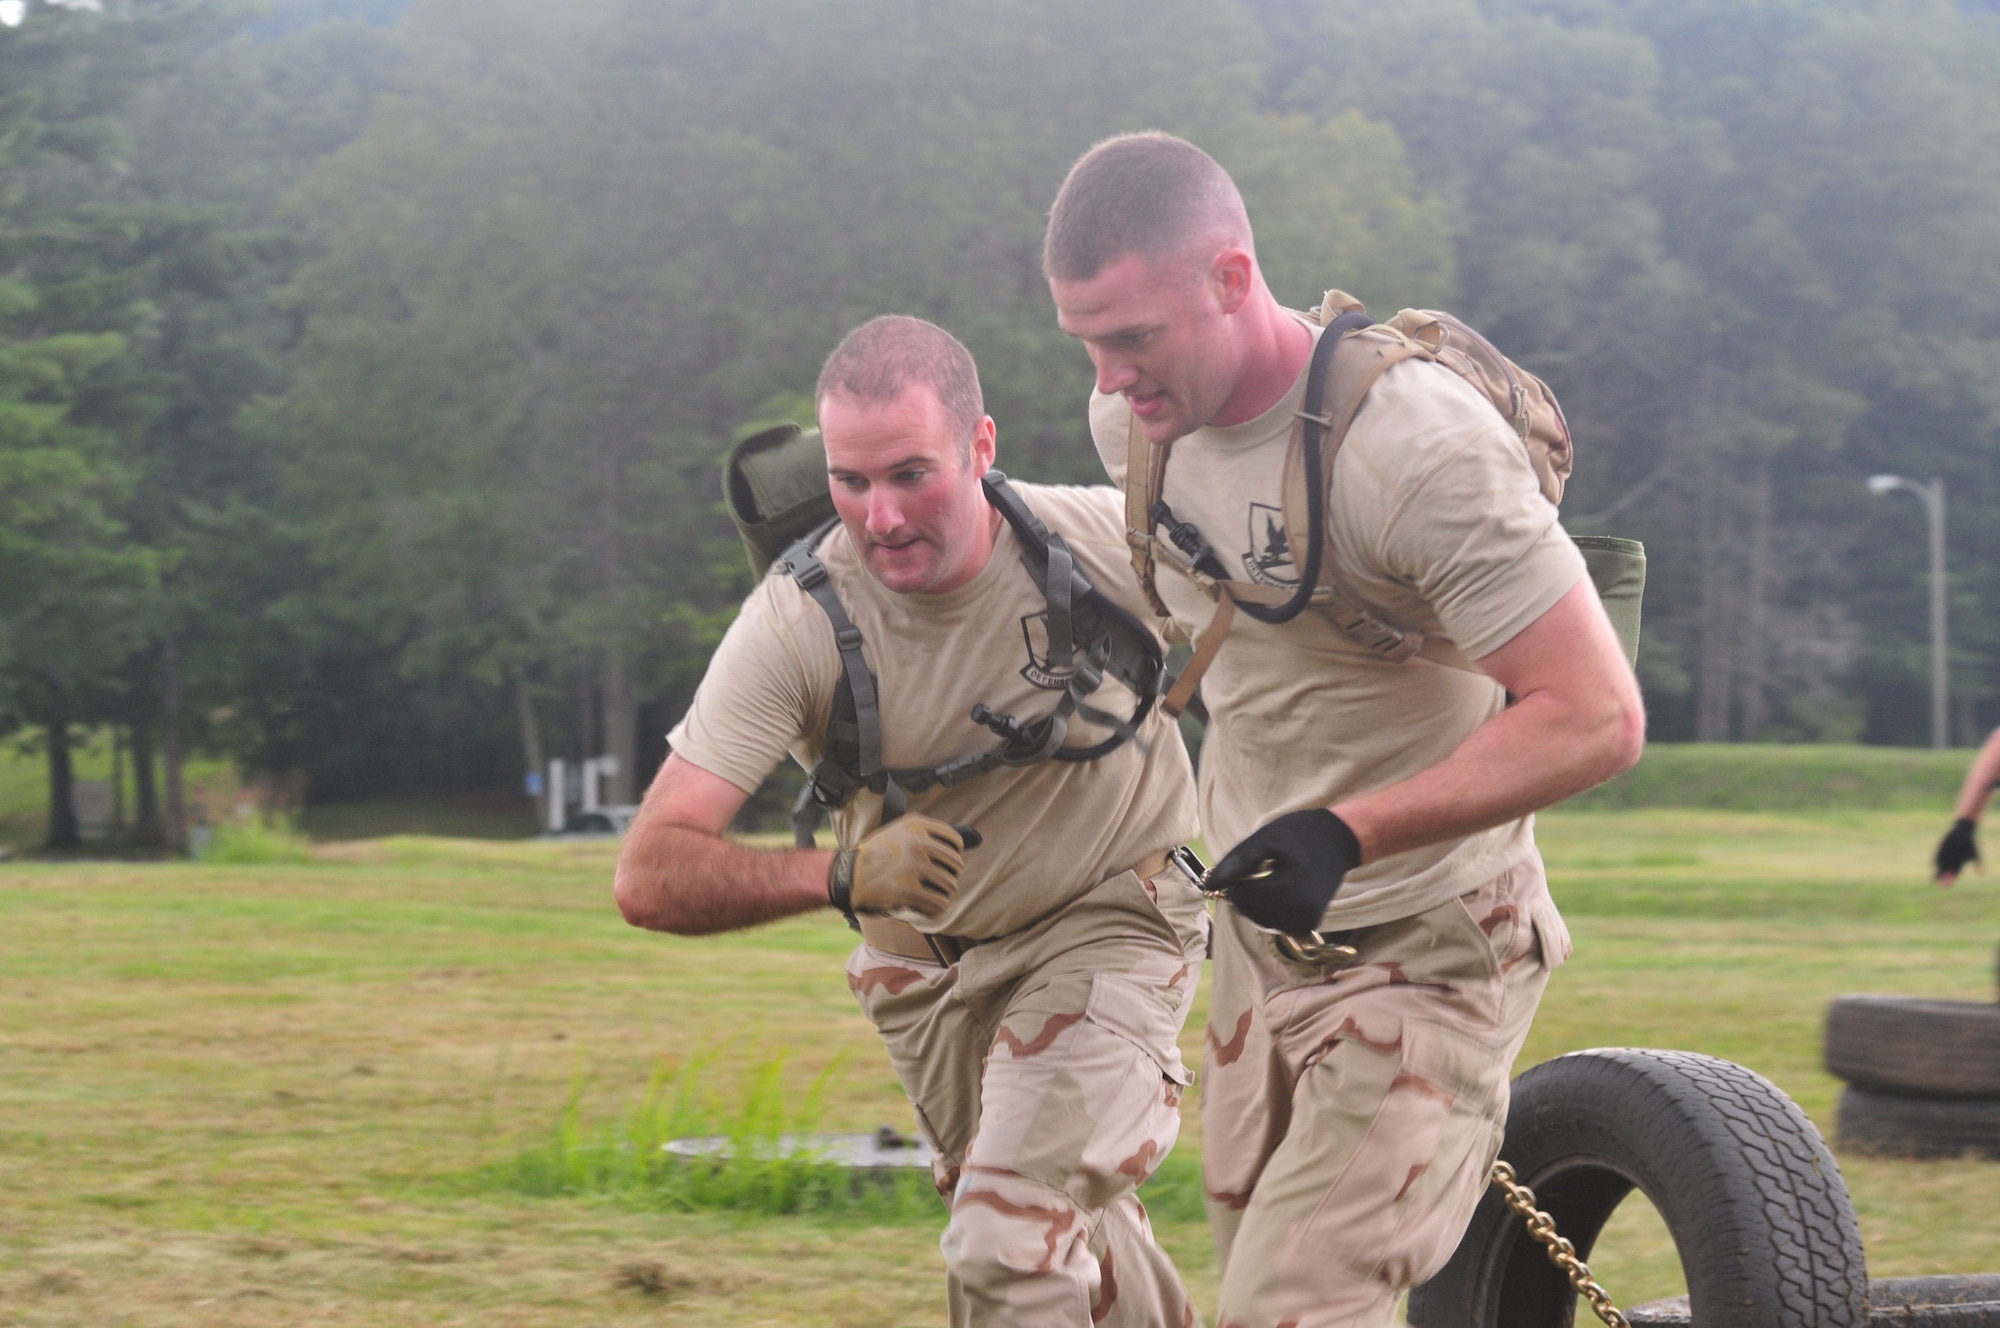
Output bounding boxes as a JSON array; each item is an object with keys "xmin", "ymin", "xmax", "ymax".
[{"xmin": 1489, "ymin": 1161, "xmax": 1631, "ymax": 1328}]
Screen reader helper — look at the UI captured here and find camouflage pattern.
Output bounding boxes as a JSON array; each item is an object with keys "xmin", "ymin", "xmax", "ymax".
[
  {"xmin": 847, "ymin": 860, "xmax": 1210, "ymax": 1327},
  {"xmin": 1200, "ymin": 858, "xmax": 1570, "ymax": 1328}
]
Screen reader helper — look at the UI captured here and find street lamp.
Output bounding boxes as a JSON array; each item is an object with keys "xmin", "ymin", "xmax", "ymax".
[{"xmin": 1867, "ymin": 474, "xmax": 1948, "ymax": 749}]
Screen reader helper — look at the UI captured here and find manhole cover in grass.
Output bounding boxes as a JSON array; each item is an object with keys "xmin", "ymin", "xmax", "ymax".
[{"xmin": 663, "ymin": 1126, "xmax": 933, "ymax": 1172}]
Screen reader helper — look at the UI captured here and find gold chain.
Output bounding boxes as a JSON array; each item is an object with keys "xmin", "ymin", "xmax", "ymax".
[{"xmin": 1489, "ymin": 1161, "xmax": 1631, "ymax": 1328}]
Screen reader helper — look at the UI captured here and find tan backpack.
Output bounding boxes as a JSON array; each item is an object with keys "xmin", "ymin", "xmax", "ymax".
[{"xmin": 1125, "ymin": 290, "xmax": 1640, "ymax": 716}]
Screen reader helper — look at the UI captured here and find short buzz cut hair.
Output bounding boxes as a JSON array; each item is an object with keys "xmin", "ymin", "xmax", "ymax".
[
  {"xmin": 815, "ymin": 315, "xmax": 985, "ymax": 455},
  {"xmin": 1043, "ymin": 131, "xmax": 1252, "ymax": 283}
]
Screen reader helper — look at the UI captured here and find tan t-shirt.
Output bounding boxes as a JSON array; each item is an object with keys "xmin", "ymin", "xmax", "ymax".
[
  {"xmin": 1089, "ymin": 318, "xmax": 1587, "ymax": 930},
  {"xmin": 667, "ymin": 481, "xmax": 1199, "ymax": 939}
]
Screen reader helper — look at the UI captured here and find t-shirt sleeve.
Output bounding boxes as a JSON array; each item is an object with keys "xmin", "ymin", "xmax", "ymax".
[
  {"xmin": 1370, "ymin": 390, "xmax": 1587, "ymax": 661},
  {"xmin": 664, "ymin": 576, "xmax": 827, "ymax": 795}
]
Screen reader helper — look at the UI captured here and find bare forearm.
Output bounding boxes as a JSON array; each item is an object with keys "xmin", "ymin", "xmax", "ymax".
[
  {"xmin": 614, "ymin": 824, "xmax": 833, "ymax": 936},
  {"xmin": 1336, "ymin": 688, "xmax": 1643, "ymax": 863},
  {"xmin": 1956, "ymin": 729, "xmax": 2000, "ymax": 822}
]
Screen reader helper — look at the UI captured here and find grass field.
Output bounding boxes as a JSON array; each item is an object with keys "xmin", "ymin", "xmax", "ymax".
[{"xmin": 2, "ymin": 809, "xmax": 1997, "ymax": 1326}]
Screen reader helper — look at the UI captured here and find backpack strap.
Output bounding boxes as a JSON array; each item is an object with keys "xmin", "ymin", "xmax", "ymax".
[
  {"xmin": 1123, "ymin": 420, "xmax": 1173, "ymax": 617},
  {"xmin": 783, "ymin": 479, "xmax": 1170, "ymax": 840},
  {"xmin": 981, "ymin": 471, "xmax": 1166, "ymax": 756},
  {"xmin": 1285, "ymin": 319, "xmax": 1441, "ymax": 662},
  {"xmin": 1151, "ymin": 310, "xmax": 1502, "ymax": 714},
  {"xmin": 778, "ymin": 523, "xmax": 909, "ymax": 848}
]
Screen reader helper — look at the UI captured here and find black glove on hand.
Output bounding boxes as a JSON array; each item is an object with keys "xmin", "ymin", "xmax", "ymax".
[
  {"xmin": 1935, "ymin": 817, "xmax": 1979, "ymax": 883},
  {"xmin": 1207, "ymin": 809, "xmax": 1362, "ymax": 935}
]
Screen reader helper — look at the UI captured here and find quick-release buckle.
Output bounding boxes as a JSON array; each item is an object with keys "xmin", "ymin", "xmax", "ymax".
[{"xmin": 1271, "ymin": 931, "xmax": 1361, "ymax": 966}]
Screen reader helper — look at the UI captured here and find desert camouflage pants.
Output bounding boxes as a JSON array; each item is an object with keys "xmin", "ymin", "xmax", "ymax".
[
  {"xmin": 847, "ymin": 859, "xmax": 1211, "ymax": 1328},
  {"xmin": 1201, "ymin": 857, "xmax": 1570, "ymax": 1328}
]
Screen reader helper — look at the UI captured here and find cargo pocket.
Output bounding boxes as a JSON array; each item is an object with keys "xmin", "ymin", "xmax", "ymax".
[
  {"xmin": 1087, "ymin": 972, "xmax": 1195, "ymax": 1088},
  {"xmin": 1527, "ymin": 891, "xmax": 1572, "ymax": 970},
  {"xmin": 1050, "ymin": 973, "xmax": 1195, "ymax": 1209},
  {"xmin": 1362, "ymin": 1018, "xmax": 1512, "ymax": 1289},
  {"xmin": 1279, "ymin": 1016, "xmax": 1510, "ymax": 1293}
]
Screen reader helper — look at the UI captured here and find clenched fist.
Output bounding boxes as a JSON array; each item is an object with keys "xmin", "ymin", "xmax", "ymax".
[
  {"xmin": 1935, "ymin": 817, "xmax": 1980, "ymax": 886},
  {"xmin": 829, "ymin": 815, "xmax": 970, "ymax": 921},
  {"xmin": 1205, "ymin": 808, "xmax": 1362, "ymax": 936}
]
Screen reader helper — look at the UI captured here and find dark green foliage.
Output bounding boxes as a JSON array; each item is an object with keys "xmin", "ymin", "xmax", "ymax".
[
  {"xmin": 1251, "ymin": 0, "xmax": 2000, "ymax": 744},
  {"xmin": 2, "ymin": 0, "xmax": 1997, "ymax": 819}
]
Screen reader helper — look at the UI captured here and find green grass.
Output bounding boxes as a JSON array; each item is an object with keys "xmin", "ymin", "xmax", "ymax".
[
  {"xmin": 1560, "ymin": 743, "xmax": 1975, "ymax": 812},
  {"xmin": 200, "ymin": 815, "xmax": 318, "ymax": 865},
  {"xmin": 493, "ymin": 1050, "xmax": 943, "ymax": 1222},
  {"xmin": 0, "ymin": 812, "xmax": 1996, "ymax": 1324}
]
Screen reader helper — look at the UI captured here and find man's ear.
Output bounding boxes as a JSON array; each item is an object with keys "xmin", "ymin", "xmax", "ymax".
[
  {"xmin": 969, "ymin": 415, "xmax": 998, "ymax": 476},
  {"xmin": 1212, "ymin": 247, "xmax": 1255, "ymax": 315}
]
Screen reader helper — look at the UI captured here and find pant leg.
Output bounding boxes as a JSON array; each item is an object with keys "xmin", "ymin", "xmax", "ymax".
[
  {"xmin": 1207, "ymin": 860, "xmax": 1561, "ymax": 1328},
  {"xmin": 940, "ymin": 864, "xmax": 1208, "ymax": 1328},
  {"xmin": 845, "ymin": 941, "xmax": 984, "ymax": 1199}
]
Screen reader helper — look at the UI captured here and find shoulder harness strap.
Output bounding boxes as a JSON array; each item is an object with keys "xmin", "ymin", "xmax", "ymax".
[
  {"xmin": 782, "ymin": 479, "xmax": 1168, "ymax": 845},
  {"xmin": 1144, "ymin": 310, "xmax": 1487, "ymax": 715}
]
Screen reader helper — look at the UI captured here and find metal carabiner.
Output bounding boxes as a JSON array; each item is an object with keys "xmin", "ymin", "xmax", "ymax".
[{"xmin": 1203, "ymin": 855, "xmax": 1361, "ymax": 966}]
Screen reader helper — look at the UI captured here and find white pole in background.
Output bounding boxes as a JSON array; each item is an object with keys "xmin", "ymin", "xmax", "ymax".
[{"xmin": 1867, "ymin": 474, "xmax": 1949, "ymax": 748}]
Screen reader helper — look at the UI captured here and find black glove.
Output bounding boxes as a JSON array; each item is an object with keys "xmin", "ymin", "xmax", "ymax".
[
  {"xmin": 1935, "ymin": 818, "xmax": 1979, "ymax": 882},
  {"xmin": 1207, "ymin": 809, "xmax": 1362, "ymax": 935}
]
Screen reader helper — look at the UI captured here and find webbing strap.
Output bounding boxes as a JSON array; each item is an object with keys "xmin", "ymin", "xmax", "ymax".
[
  {"xmin": 1131, "ymin": 310, "xmax": 1481, "ymax": 709},
  {"xmin": 1045, "ymin": 541, "xmax": 1074, "ymax": 669},
  {"xmin": 1123, "ymin": 415, "xmax": 1173, "ymax": 617},
  {"xmin": 1163, "ymin": 595, "xmax": 1235, "ymax": 719},
  {"xmin": 786, "ymin": 538, "xmax": 884, "ymax": 779},
  {"xmin": 1237, "ymin": 310, "xmax": 1372, "ymax": 624},
  {"xmin": 786, "ymin": 476, "xmax": 1168, "ymax": 843}
]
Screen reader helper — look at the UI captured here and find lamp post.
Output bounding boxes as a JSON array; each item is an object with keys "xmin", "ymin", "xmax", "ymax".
[{"xmin": 1867, "ymin": 474, "xmax": 1948, "ymax": 749}]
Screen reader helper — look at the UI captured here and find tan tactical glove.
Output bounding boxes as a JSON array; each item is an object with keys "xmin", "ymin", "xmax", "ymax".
[{"xmin": 828, "ymin": 815, "xmax": 968, "ymax": 921}]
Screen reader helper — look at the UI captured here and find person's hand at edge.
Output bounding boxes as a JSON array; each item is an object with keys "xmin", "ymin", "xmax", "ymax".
[
  {"xmin": 1935, "ymin": 817, "xmax": 1979, "ymax": 887},
  {"xmin": 1205, "ymin": 809, "xmax": 1362, "ymax": 935}
]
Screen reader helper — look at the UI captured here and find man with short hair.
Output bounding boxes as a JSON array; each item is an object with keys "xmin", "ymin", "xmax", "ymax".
[
  {"xmin": 615, "ymin": 315, "xmax": 1207, "ymax": 1326},
  {"xmin": 1046, "ymin": 133, "xmax": 1646, "ymax": 1328}
]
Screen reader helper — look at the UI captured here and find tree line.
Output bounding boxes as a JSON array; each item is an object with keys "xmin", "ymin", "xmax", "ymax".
[{"xmin": 2, "ymin": 0, "xmax": 1995, "ymax": 848}]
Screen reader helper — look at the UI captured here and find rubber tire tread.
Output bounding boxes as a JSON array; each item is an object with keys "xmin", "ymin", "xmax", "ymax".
[
  {"xmin": 1837, "ymin": 1087, "xmax": 2000, "ymax": 1160},
  {"xmin": 1824, "ymin": 997, "xmax": 2000, "ymax": 1099},
  {"xmin": 1409, "ymin": 1048, "xmax": 1867, "ymax": 1328}
]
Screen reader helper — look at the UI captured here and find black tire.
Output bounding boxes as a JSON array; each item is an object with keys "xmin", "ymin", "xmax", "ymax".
[
  {"xmin": 1630, "ymin": 1277, "xmax": 2000, "ymax": 1328},
  {"xmin": 1824, "ymin": 997, "xmax": 2000, "ymax": 1099},
  {"xmin": 1408, "ymin": 1048, "xmax": 1867, "ymax": 1328},
  {"xmin": 1869, "ymin": 1277, "xmax": 2000, "ymax": 1328},
  {"xmin": 1837, "ymin": 1087, "xmax": 2000, "ymax": 1160}
]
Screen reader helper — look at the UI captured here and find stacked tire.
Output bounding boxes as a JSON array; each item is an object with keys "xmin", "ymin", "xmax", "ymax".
[{"xmin": 1826, "ymin": 996, "xmax": 2000, "ymax": 1160}]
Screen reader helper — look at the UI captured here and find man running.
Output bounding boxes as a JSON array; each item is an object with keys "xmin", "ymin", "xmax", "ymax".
[
  {"xmin": 1046, "ymin": 132, "xmax": 1645, "ymax": 1328},
  {"xmin": 615, "ymin": 315, "xmax": 1207, "ymax": 1327}
]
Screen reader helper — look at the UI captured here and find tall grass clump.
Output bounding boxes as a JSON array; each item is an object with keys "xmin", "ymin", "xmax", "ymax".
[
  {"xmin": 199, "ymin": 814, "xmax": 317, "ymax": 864},
  {"xmin": 493, "ymin": 1049, "xmax": 942, "ymax": 1221}
]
